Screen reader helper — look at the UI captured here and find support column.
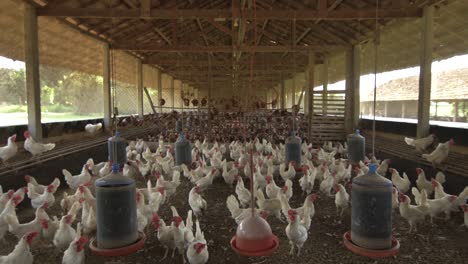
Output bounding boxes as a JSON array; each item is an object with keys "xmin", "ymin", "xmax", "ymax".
[
  {"xmin": 280, "ymin": 74, "xmax": 285, "ymax": 110},
  {"xmin": 103, "ymin": 43, "xmax": 112, "ymax": 129},
  {"xmin": 322, "ymin": 56, "xmax": 329, "ymax": 116},
  {"xmin": 24, "ymin": 5, "xmax": 42, "ymax": 140},
  {"xmin": 417, "ymin": 6, "xmax": 434, "ymax": 138},
  {"xmin": 137, "ymin": 59, "xmax": 143, "ymax": 118},
  {"xmin": 171, "ymin": 77, "xmax": 175, "ymax": 110},
  {"xmin": 307, "ymin": 52, "xmax": 315, "ymax": 140},
  {"xmin": 291, "ymin": 74, "xmax": 296, "ymax": 106},
  {"xmin": 157, "ymin": 70, "xmax": 162, "ymax": 113},
  {"xmin": 345, "ymin": 45, "xmax": 361, "ymax": 134}
]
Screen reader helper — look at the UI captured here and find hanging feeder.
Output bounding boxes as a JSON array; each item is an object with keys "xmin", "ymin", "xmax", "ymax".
[
  {"xmin": 192, "ymin": 99, "xmax": 199, "ymax": 106},
  {"xmin": 183, "ymin": 98, "xmax": 190, "ymax": 107},
  {"xmin": 201, "ymin": 98, "xmax": 207, "ymax": 106},
  {"xmin": 160, "ymin": 98, "xmax": 166, "ymax": 106}
]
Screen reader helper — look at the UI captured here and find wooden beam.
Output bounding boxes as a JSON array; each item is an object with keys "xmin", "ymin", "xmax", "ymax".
[
  {"xmin": 307, "ymin": 51, "xmax": 315, "ymax": 139},
  {"xmin": 24, "ymin": 4, "xmax": 42, "ymax": 140},
  {"xmin": 417, "ymin": 6, "xmax": 433, "ymax": 138},
  {"xmin": 103, "ymin": 43, "xmax": 112, "ymax": 129},
  {"xmin": 206, "ymin": 19, "xmax": 234, "ymax": 37},
  {"xmin": 137, "ymin": 59, "xmax": 144, "ymax": 117},
  {"xmin": 322, "ymin": 56, "xmax": 328, "ymax": 116},
  {"xmin": 140, "ymin": 0, "xmax": 151, "ymax": 17},
  {"xmin": 37, "ymin": 7, "xmax": 423, "ymax": 20},
  {"xmin": 112, "ymin": 44, "xmax": 346, "ymax": 52},
  {"xmin": 157, "ymin": 69, "xmax": 163, "ymax": 112}
]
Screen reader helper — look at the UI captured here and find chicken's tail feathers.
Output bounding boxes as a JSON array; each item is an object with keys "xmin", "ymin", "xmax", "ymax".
[
  {"xmin": 435, "ymin": 172, "xmax": 446, "ymax": 185},
  {"xmin": 44, "ymin": 143, "xmax": 56, "ymax": 151},
  {"xmin": 62, "ymin": 169, "xmax": 72, "ymax": 181},
  {"xmin": 172, "ymin": 171, "xmax": 181, "ymax": 185},
  {"xmin": 170, "ymin": 206, "xmax": 179, "ymax": 217},
  {"xmin": 226, "ymin": 195, "xmax": 239, "ymax": 213},
  {"xmin": 186, "ymin": 210, "xmax": 193, "ymax": 231},
  {"xmin": 195, "ymin": 219, "xmax": 204, "ymax": 240},
  {"xmin": 404, "ymin": 137, "xmax": 415, "ymax": 146}
]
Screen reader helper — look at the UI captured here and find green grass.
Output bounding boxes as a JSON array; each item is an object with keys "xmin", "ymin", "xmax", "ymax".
[{"xmin": 0, "ymin": 105, "xmax": 102, "ymax": 127}]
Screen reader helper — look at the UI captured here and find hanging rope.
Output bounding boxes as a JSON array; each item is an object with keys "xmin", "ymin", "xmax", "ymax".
[
  {"xmin": 249, "ymin": 0, "xmax": 258, "ymax": 216},
  {"xmin": 372, "ymin": 0, "xmax": 380, "ymax": 158}
]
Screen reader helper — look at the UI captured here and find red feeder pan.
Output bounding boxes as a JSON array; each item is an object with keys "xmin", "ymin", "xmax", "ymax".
[
  {"xmin": 343, "ymin": 231, "xmax": 400, "ymax": 259},
  {"xmin": 231, "ymin": 215, "xmax": 279, "ymax": 256},
  {"xmin": 90, "ymin": 231, "xmax": 146, "ymax": 257}
]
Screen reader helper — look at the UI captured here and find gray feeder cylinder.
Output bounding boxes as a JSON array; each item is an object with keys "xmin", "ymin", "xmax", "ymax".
[
  {"xmin": 175, "ymin": 133, "xmax": 192, "ymax": 166},
  {"xmin": 108, "ymin": 131, "xmax": 127, "ymax": 167},
  {"xmin": 285, "ymin": 131, "xmax": 301, "ymax": 166},
  {"xmin": 351, "ymin": 163, "xmax": 392, "ymax": 250},
  {"xmin": 96, "ymin": 163, "xmax": 138, "ymax": 249},
  {"xmin": 347, "ymin": 129, "xmax": 365, "ymax": 165}
]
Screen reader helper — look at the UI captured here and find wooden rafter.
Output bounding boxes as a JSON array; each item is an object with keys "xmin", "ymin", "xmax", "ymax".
[
  {"xmin": 37, "ymin": 7, "xmax": 423, "ymax": 20},
  {"xmin": 111, "ymin": 44, "xmax": 347, "ymax": 52}
]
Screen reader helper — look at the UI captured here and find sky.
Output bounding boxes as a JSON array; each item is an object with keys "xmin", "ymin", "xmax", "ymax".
[{"xmin": 0, "ymin": 56, "xmax": 25, "ymax": 70}]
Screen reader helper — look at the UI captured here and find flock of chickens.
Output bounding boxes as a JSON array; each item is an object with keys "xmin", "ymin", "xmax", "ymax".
[{"xmin": 0, "ymin": 129, "xmax": 467, "ymax": 263}]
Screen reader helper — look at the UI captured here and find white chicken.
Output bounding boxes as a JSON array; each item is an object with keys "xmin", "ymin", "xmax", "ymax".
[
  {"xmin": 60, "ymin": 189, "xmax": 81, "ymax": 213},
  {"xmin": 195, "ymin": 169, "xmax": 216, "ymax": 190},
  {"xmin": 40, "ymin": 216, "xmax": 60, "ymax": 241},
  {"xmin": 4, "ymin": 204, "xmax": 47, "ymax": 239},
  {"xmin": 23, "ymin": 131, "xmax": 55, "ymax": 156},
  {"xmin": 389, "ymin": 168, "xmax": 410, "ymax": 193},
  {"xmin": 280, "ymin": 179, "xmax": 293, "ymax": 202},
  {"xmin": 186, "ymin": 220, "xmax": 209, "ymax": 264},
  {"xmin": 279, "ymin": 161, "xmax": 296, "ymax": 181},
  {"xmin": 376, "ymin": 159, "xmax": 391, "ymax": 176},
  {"xmin": 25, "ymin": 175, "xmax": 60, "ymax": 196},
  {"xmin": 63, "ymin": 164, "xmax": 92, "ymax": 190},
  {"xmin": 221, "ymin": 161, "xmax": 238, "ymax": 186},
  {"xmin": 285, "ymin": 209, "xmax": 309, "ymax": 256},
  {"xmin": 226, "ymin": 195, "xmax": 259, "ymax": 224},
  {"xmin": 0, "ymin": 231, "xmax": 38, "ymax": 264},
  {"xmin": 404, "ymin": 134, "xmax": 434, "ymax": 152},
  {"xmin": 84, "ymin": 122, "xmax": 102, "ymax": 135},
  {"xmin": 146, "ymin": 181, "xmax": 165, "ymax": 214},
  {"xmin": 415, "ymin": 168, "xmax": 434, "ymax": 196},
  {"xmin": 28, "ymin": 183, "xmax": 57, "ymax": 208},
  {"xmin": 392, "ymin": 187, "xmax": 399, "ymax": 210},
  {"xmin": 334, "ymin": 184, "xmax": 349, "ymax": 217},
  {"xmin": 0, "ymin": 134, "xmax": 17, "ymax": 164},
  {"xmin": 319, "ymin": 171, "xmax": 335, "ymax": 196},
  {"xmin": 422, "ymin": 139, "xmax": 453, "ymax": 167},
  {"xmin": 255, "ymin": 189, "xmax": 283, "ymax": 221},
  {"xmin": 420, "ymin": 193, "xmax": 458, "ymax": 223},
  {"xmin": 81, "ymin": 201, "xmax": 96, "ymax": 235},
  {"xmin": 155, "ymin": 171, "xmax": 181, "ymax": 197},
  {"xmin": 189, "ymin": 186, "xmax": 207, "ymax": 218},
  {"xmin": 254, "ymin": 165, "xmax": 267, "ymax": 190},
  {"xmin": 152, "ymin": 214, "xmax": 176, "ymax": 260},
  {"xmin": 265, "ymin": 175, "xmax": 281, "ymax": 199},
  {"xmin": 62, "ymin": 224, "xmax": 87, "ymax": 264},
  {"xmin": 398, "ymin": 193, "xmax": 426, "ymax": 233},
  {"xmin": 235, "ymin": 176, "xmax": 251, "ymax": 208},
  {"xmin": 299, "ymin": 167, "xmax": 316, "ymax": 195},
  {"xmin": 53, "ymin": 215, "xmax": 76, "ymax": 249}
]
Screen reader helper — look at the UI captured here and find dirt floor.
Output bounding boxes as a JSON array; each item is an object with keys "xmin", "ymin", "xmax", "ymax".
[{"xmin": 1, "ymin": 146, "xmax": 467, "ymax": 264}]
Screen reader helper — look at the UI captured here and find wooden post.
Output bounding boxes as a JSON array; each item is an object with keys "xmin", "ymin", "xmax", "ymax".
[
  {"xmin": 291, "ymin": 74, "xmax": 296, "ymax": 106},
  {"xmin": 24, "ymin": 4, "xmax": 42, "ymax": 140},
  {"xmin": 157, "ymin": 70, "xmax": 162, "ymax": 112},
  {"xmin": 103, "ymin": 43, "xmax": 112, "ymax": 129},
  {"xmin": 280, "ymin": 73, "xmax": 285, "ymax": 110},
  {"xmin": 171, "ymin": 77, "xmax": 175, "ymax": 110},
  {"xmin": 307, "ymin": 52, "xmax": 315, "ymax": 140},
  {"xmin": 345, "ymin": 45, "xmax": 361, "ymax": 134},
  {"xmin": 401, "ymin": 102, "xmax": 406, "ymax": 118},
  {"xmin": 417, "ymin": 6, "xmax": 433, "ymax": 138},
  {"xmin": 137, "ymin": 59, "xmax": 143, "ymax": 117},
  {"xmin": 322, "ymin": 56, "xmax": 329, "ymax": 116}
]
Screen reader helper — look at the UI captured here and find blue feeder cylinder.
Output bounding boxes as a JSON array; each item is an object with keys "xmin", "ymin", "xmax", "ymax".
[
  {"xmin": 347, "ymin": 129, "xmax": 365, "ymax": 165},
  {"xmin": 175, "ymin": 133, "xmax": 192, "ymax": 166},
  {"xmin": 351, "ymin": 163, "xmax": 392, "ymax": 250},
  {"xmin": 107, "ymin": 131, "xmax": 127, "ymax": 167},
  {"xmin": 96, "ymin": 163, "xmax": 137, "ymax": 249},
  {"xmin": 285, "ymin": 131, "xmax": 301, "ymax": 167},
  {"xmin": 176, "ymin": 118, "xmax": 183, "ymax": 133}
]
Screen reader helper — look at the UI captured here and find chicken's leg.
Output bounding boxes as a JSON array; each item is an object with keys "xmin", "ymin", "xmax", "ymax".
[
  {"xmin": 289, "ymin": 241, "xmax": 295, "ymax": 255},
  {"xmin": 160, "ymin": 247, "xmax": 169, "ymax": 260},
  {"xmin": 297, "ymin": 245, "xmax": 303, "ymax": 256},
  {"xmin": 171, "ymin": 248, "xmax": 176, "ymax": 258}
]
